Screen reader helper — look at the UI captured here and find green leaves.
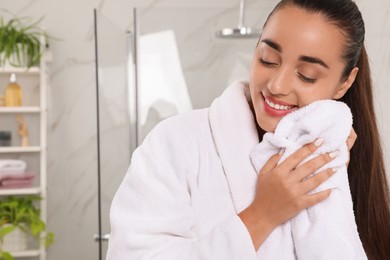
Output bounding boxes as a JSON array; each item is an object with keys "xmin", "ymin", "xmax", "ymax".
[
  {"xmin": 44, "ymin": 231, "xmax": 55, "ymax": 247},
  {"xmin": 1, "ymin": 251, "xmax": 14, "ymax": 260},
  {"xmin": 0, "ymin": 224, "xmax": 15, "ymax": 238},
  {"xmin": 0, "ymin": 195, "xmax": 41, "ymax": 226},
  {"xmin": 0, "ymin": 16, "xmax": 48, "ymax": 68},
  {"xmin": 0, "ymin": 196, "xmax": 55, "ymax": 258}
]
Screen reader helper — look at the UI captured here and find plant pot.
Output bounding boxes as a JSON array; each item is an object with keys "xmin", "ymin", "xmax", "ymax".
[
  {"xmin": 0, "ymin": 225, "xmax": 28, "ymax": 252},
  {"xmin": 0, "ymin": 44, "xmax": 30, "ymax": 69}
]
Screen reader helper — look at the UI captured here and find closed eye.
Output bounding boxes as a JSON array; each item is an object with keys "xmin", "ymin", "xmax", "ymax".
[
  {"xmin": 258, "ymin": 58, "xmax": 278, "ymax": 67},
  {"xmin": 297, "ymin": 73, "xmax": 317, "ymax": 84}
]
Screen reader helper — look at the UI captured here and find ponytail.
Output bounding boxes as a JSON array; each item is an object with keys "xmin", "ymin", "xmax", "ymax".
[{"xmin": 340, "ymin": 46, "xmax": 390, "ymax": 259}]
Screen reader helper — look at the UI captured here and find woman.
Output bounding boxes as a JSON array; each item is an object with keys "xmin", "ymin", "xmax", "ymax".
[{"xmin": 106, "ymin": 0, "xmax": 390, "ymax": 259}]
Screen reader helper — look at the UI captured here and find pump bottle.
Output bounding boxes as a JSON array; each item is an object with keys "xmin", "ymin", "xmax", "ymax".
[{"xmin": 5, "ymin": 73, "xmax": 22, "ymax": 106}]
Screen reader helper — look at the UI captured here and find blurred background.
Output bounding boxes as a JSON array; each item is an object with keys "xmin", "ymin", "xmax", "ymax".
[{"xmin": 0, "ymin": 0, "xmax": 389, "ymax": 259}]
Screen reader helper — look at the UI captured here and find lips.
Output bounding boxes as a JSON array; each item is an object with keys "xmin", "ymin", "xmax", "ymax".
[{"xmin": 261, "ymin": 93, "xmax": 297, "ymax": 117}]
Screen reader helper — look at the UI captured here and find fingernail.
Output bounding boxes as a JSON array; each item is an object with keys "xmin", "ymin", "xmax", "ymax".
[
  {"xmin": 279, "ymin": 148, "xmax": 285, "ymax": 155},
  {"xmin": 314, "ymin": 138, "xmax": 323, "ymax": 147},
  {"xmin": 331, "ymin": 168, "xmax": 337, "ymax": 174},
  {"xmin": 329, "ymin": 151, "xmax": 339, "ymax": 158}
]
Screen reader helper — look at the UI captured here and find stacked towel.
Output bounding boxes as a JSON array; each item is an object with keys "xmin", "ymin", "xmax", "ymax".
[
  {"xmin": 0, "ymin": 160, "xmax": 26, "ymax": 173},
  {"xmin": 0, "ymin": 160, "xmax": 35, "ymax": 189},
  {"xmin": 250, "ymin": 99, "xmax": 367, "ymax": 259}
]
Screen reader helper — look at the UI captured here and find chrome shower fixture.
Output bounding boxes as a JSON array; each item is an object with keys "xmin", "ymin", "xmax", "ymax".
[{"xmin": 215, "ymin": 0, "xmax": 261, "ymax": 39}]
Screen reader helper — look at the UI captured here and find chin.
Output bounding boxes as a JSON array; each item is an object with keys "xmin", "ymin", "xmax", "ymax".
[{"xmin": 257, "ymin": 117, "xmax": 277, "ymax": 133}]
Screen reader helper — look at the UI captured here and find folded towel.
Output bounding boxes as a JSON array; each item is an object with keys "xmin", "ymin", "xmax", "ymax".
[
  {"xmin": 0, "ymin": 160, "xmax": 27, "ymax": 173},
  {"xmin": 0, "ymin": 178, "xmax": 34, "ymax": 186},
  {"xmin": 250, "ymin": 99, "xmax": 367, "ymax": 259},
  {"xmin": 0, "ymin": 171, "xmax": 35, "ymax": 180},
  {"xmin": 0, "ymin": 179, "xmax": 35, "ymax": 188},
  {"xmin": 0, "ymin": 171, "xmax": 35, "ymax": 181}
]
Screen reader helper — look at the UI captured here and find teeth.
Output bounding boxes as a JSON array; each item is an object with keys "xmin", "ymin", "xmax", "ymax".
[{"xmin": 265, "ymin": 97, "xmax": 294, "ymax": 110}]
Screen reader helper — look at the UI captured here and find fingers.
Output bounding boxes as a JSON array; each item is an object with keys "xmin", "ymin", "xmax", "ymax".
[
  {"xmin": 278, "ymin": 138, "xmax": 323, "ymax": 174},
  {"xmin": 259, "ymin": 153, "xmax": 283, "ymax": 177},
  {"xmin": 346, "ymin": 128, "xmax": 357, "ymax": 168},
  {"xmin": 300, "ymin": 168, "xmax": 335, "ymax": 194},
  {"xmin": 301, "ymin": 189, "xmax": 332, "ymax": 209},
  {"xmin": 346, "ymin": 128, "xmax": 357, "ymax": 151},
  {"xmin": 293, "ymin": 151, "xmax": 338, "ymax": 182}
]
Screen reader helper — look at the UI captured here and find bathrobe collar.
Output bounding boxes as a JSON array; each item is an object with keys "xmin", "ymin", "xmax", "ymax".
[{"xmin": 209, "ymin": 81, "xmax": 260, "ymax": 213}]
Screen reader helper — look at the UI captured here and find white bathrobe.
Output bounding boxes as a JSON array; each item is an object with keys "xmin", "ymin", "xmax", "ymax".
[{"xmin": 106, "ymin": 81, "xmax": 364, "ymax": 260}]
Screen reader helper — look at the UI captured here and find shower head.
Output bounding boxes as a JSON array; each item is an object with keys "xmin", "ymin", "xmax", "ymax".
[
  {"xmin": 215, "ymin": 0, "xmax": 261, "ymax": 39},
  {"xmin": 215, "ymin": 26, "xmax": 261, "ymax": 39}
]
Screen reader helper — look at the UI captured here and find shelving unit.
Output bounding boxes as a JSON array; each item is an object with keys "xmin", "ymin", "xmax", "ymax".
[
  {"xmin": 0, "ymin": 146, "xmax": 41, "ymax": 153},
  {"xmin": 0, "ymin": 187, "xmax": 41, "ymax": 196},
  {"xmin": 0, "ymin": 107, "xmax": 41, "ymax": 113},
  {"xmin": 0, "ymin": 38, "xmax": 48, "ymax": 260},
  {"xmin": 8, "ymin": 250, "xmax": 40, "ymax": 257},
  {"xmin": 0, "ymin": 66, "xmax": 40, "ymax": 74}
]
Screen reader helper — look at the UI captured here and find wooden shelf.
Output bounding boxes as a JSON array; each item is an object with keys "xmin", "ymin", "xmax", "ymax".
[
  {"xmin": 8, "ymin": 249, "xmax": 40, "ymax": 257},
  {"xmin": 0, "ymin": 187, "xmax": 41, "ymax": 196},
  {"xmin": 0, "ymin": 107, "xmax": 41, "ymax": 113},
  {"xmin": 0, "ymin": 146, "xmax": 41, "ymax": 153},
  {"xmin": 0, "ymin": 67, "xmax": 40, "ymax": 74}
]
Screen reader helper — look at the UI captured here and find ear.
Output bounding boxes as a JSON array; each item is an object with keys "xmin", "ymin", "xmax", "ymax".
[{"xmin": 333, "ymin": 67, "xmax": 359, "ymax": 99}]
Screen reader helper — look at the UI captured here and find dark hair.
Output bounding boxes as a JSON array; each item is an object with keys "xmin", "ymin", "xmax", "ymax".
[{"xmin": 263, "ymin": 0, "xmax": 390, "ymax": 259}]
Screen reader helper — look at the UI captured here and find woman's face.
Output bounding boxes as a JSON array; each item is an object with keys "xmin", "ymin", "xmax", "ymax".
[{"xmin": 250, "ymin": 6, "xmax": 358, "ymax": 132}]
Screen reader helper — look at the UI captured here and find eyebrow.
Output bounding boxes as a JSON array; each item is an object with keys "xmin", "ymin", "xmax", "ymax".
[
  {"xmin": 261, "ymin": 39, "xmax": 282, "ymax": 52},
  {"xmin": 299, "ymin": 56, "xmax": 329, "ymax": 69},
  {"xmin": 261, "ymin": 38, "xmax": 330, "ymax": 69}
]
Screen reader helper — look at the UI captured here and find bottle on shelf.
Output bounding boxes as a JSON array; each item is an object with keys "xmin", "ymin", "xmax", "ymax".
[
  {"xmin": 0, "ymin": 94, "xmax": 5, "ymax": 106},
  {"xmin": 5, "ymin": 73, "xmax": 23, "ymax": 107}
]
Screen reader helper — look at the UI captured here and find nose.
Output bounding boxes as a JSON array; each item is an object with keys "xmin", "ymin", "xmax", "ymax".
[{"xmin": 267, "ymin": 66, "xmax": 294, "ymax": 96}]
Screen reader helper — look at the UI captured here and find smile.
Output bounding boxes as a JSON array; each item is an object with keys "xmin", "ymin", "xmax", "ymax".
[
  {"xmin": 261, "ymin": 93, "xmax": 297, "ymax": 117},
  {"xmin": 263, "ymin": 96, "xmax": 296, "ymax": 111},
  {"xmin": 264, "ymin": 97, "xmax": 295, "ymax": 111}
]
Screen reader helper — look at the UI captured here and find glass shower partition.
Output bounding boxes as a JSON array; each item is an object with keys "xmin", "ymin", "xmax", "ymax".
[
  {"xmin": 93, "ymin": 9, "xmax": 135, "ymax": 260},
  {"xmin": 94, "ymin": 6, "xmax": 265, "ymax": 259},
  {"xmin": 135, "ymin": 7, "xmax": 264, "ymax": 141}
]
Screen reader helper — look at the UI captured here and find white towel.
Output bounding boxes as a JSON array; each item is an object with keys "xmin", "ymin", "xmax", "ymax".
[
  {"xmin": 0, "ymin": 160, "xmax": 27, "ymax": 174},
  {"xmin": 250, "ymin": 99, "xmax": 367, "ymax": 259}
]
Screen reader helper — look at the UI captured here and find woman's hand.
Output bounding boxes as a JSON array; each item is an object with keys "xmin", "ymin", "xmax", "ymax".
[
  {"xmin": 346, "ymin": 128, "xmax": 357, "ymax": 167},
  {"xmin": 239, "ymin": 139, "xmax": 338, "ymax": 249}
]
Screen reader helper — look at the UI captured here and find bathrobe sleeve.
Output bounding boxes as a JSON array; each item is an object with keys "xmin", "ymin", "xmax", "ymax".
[{"xmin": 106, "ymin": 116, "xmax": 257, "ymax": 260}]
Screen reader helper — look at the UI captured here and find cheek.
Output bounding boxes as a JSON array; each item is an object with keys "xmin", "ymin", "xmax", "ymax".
[
  {"xmin": 295, "ymin": 82, "xmax": 341, "ymax": 107},
  {"xmin": 250, "ymin": 63, "xmax": 269, "ymax": 89}
]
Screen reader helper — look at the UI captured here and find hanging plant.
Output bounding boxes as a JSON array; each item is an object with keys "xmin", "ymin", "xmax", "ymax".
[{"xmin": 0, "ymin": 16, "xmax": 49, "ymax": 68}]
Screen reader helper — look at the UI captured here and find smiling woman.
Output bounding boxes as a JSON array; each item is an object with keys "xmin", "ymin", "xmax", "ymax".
[
  {"xmin": 245, "ymin": 1, "xmax": 390, "ymax": 258},
  {"xmin": 106, "ymin": 0, "xmax": 390, "ymax": 259},
  {"xmin": 250, "ymin": 6, "xmax": 359, "ymax": 132}
]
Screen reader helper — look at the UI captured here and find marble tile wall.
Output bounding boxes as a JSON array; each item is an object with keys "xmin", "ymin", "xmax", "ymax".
[{"xmin": 1, "ymin": 0, "xmax": 389, "ymax": 259}]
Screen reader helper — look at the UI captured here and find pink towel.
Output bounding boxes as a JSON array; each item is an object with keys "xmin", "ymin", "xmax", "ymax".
[
  {"xmin": 0, "ymin": 172, "xmax": 36, "ymax": 188},
  {"xmin": 0, "ymin": 183, "xmax": 34, "ymax": 189},
  {"xmin": 0, "ymin": 171, "xmax": 35, "ymax": 181},
  {"xmin": 0, "ymin": 178, "xmax": 35, "ymax": 187}
]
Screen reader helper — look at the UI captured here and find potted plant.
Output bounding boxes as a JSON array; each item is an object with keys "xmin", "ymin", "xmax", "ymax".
[
  {"xmin": 0, "ymin": 195, "xmax": 54, "ymax": 260},
  {"xmin": 0, "ymin": 15, "xmax": 48, "ymax": 68}
]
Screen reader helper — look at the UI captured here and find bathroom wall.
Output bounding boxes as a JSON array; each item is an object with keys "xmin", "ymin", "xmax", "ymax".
[{"xmin": 1, "ymin": 0, "xmax": 389, "ymax": 259}]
